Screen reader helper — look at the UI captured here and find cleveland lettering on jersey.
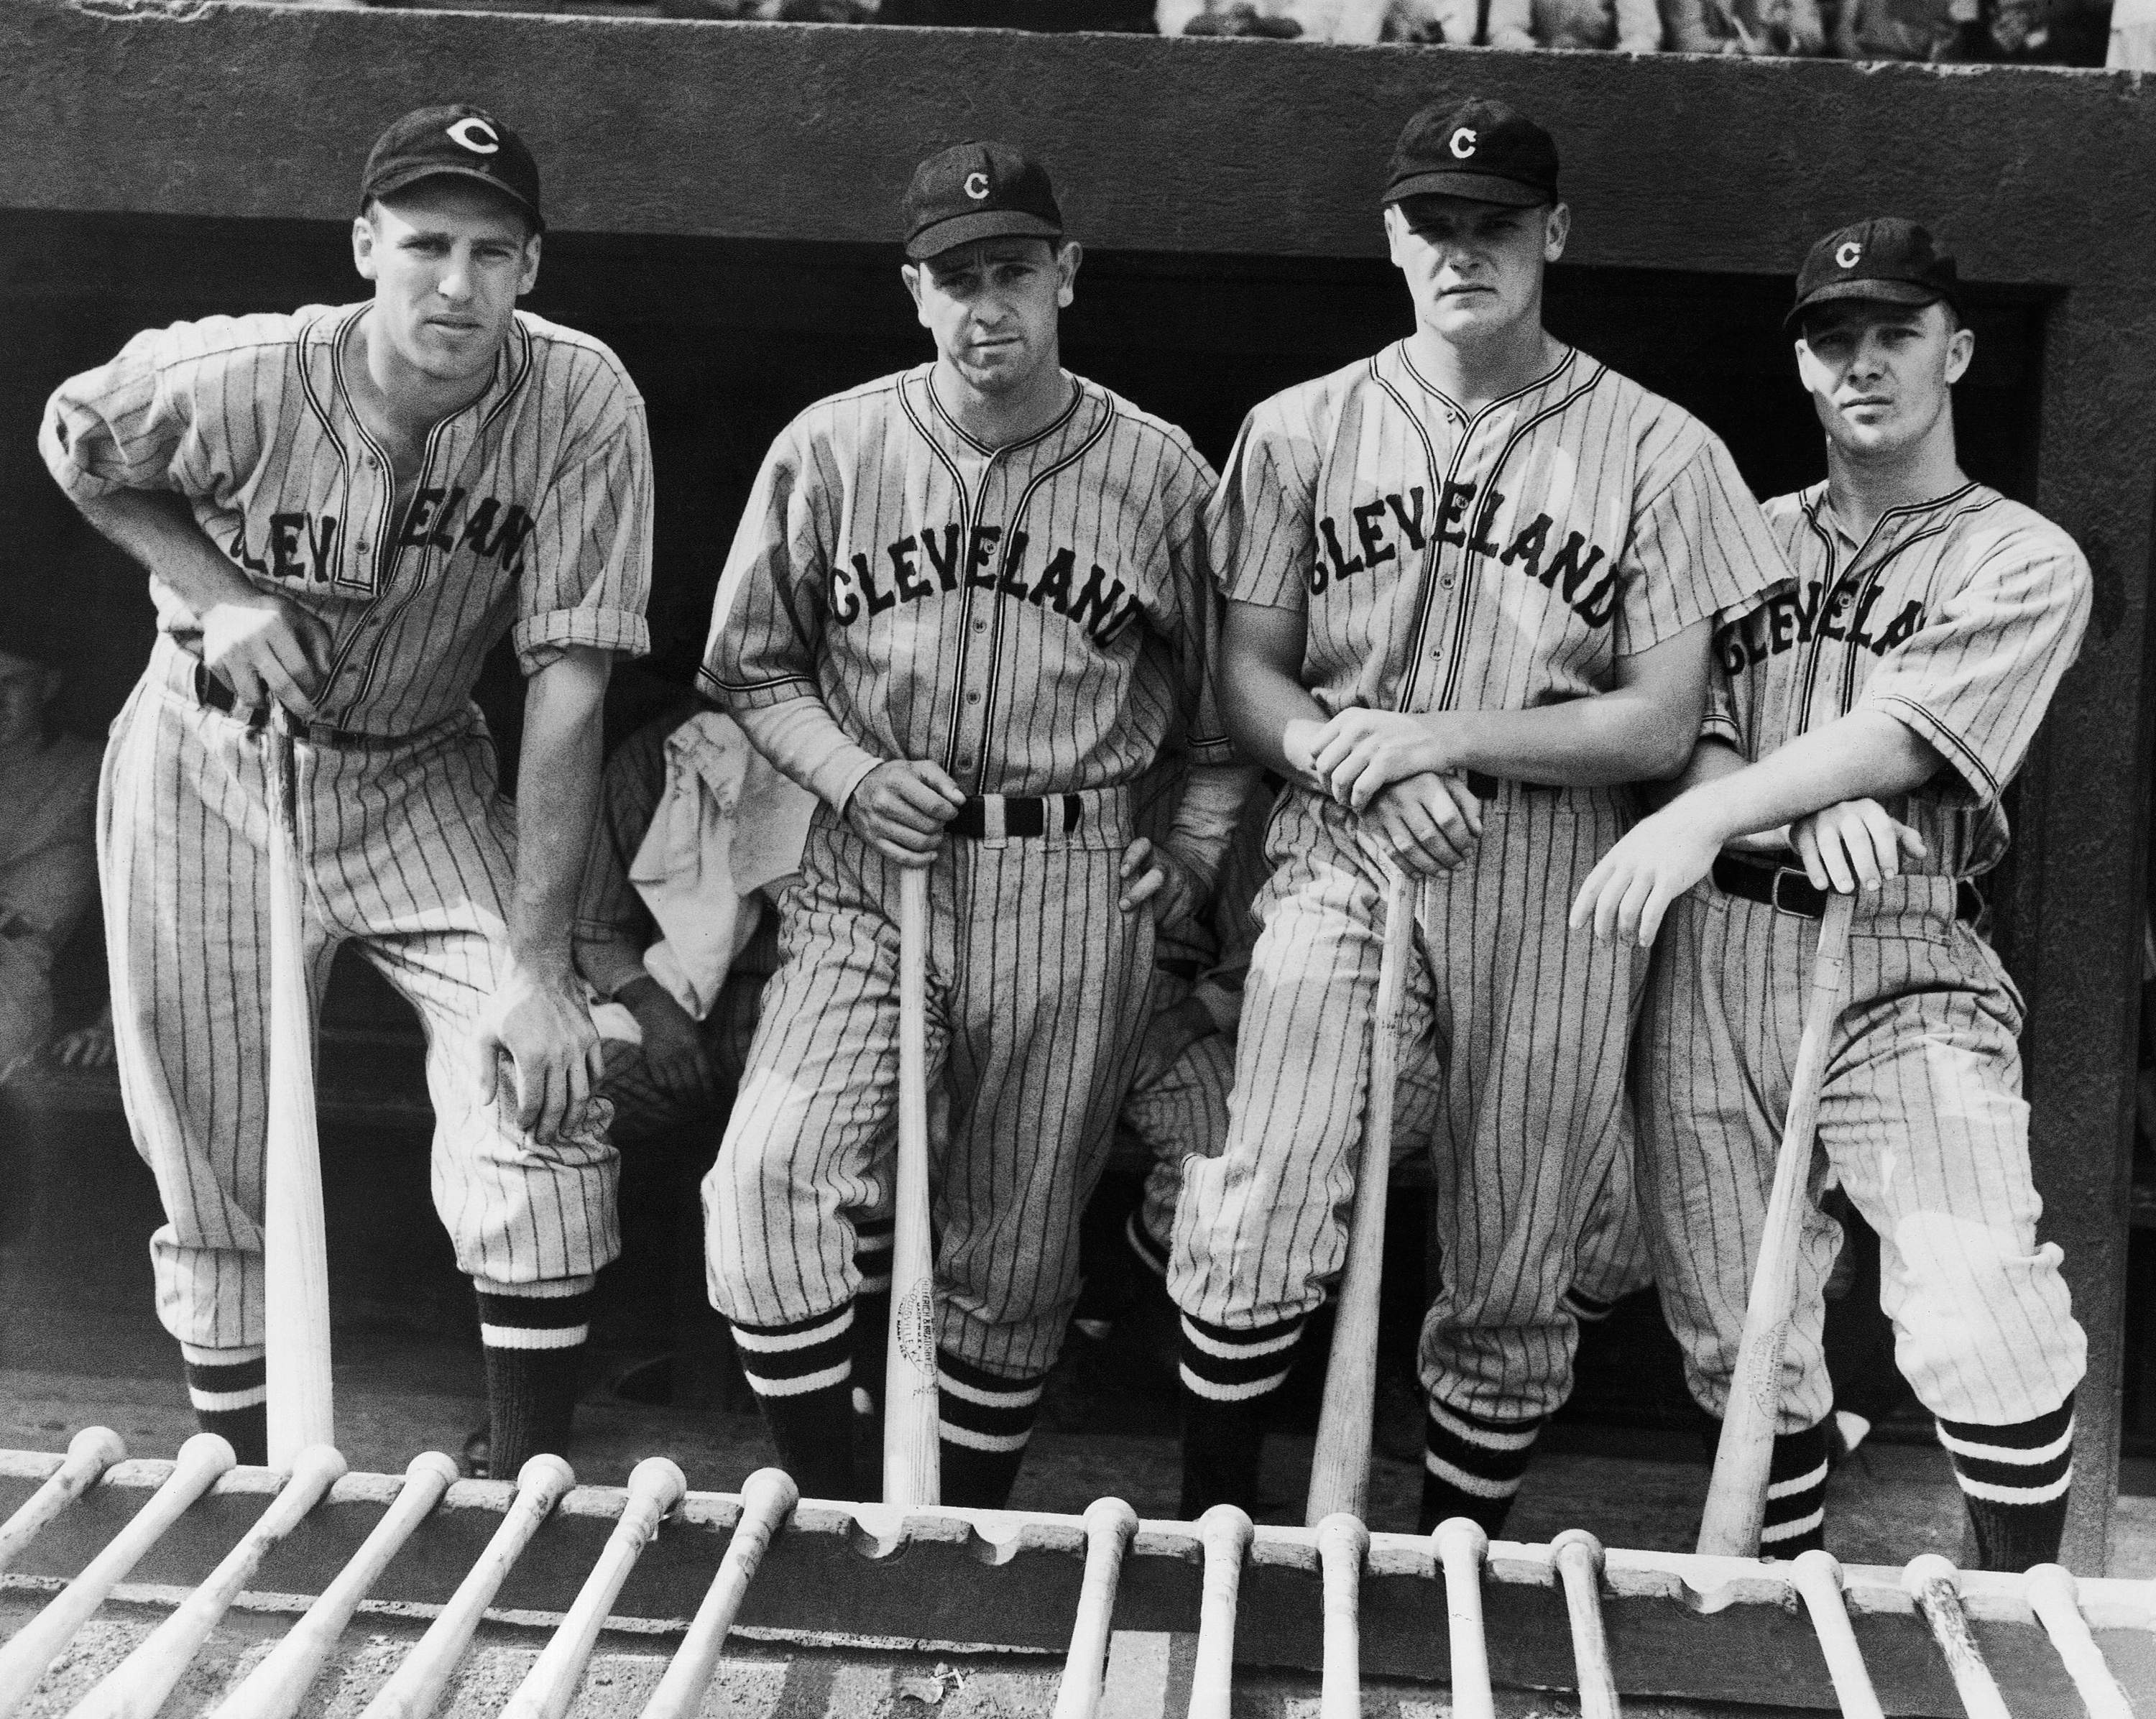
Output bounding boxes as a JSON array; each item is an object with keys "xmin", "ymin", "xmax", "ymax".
[
  {"xmin": 1716, "ymin": 573, "xmax": 1926, "ymax": 673},
  {"xmin": 1307, "ymin": 480, "xmax": 1627, "ymax": 630},
  {"xmin": 829, "ymin": 522, "xmax": 1142, "ymax": 649},
  {"xmin": 223, "ymin": 491, "xmax": 538, "ymax": 586}
]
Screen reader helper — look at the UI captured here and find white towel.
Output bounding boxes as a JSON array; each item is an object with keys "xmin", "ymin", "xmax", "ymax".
[{"xmin": 629, "ymin": 712, "xmax": 815, "ymax": 1020}]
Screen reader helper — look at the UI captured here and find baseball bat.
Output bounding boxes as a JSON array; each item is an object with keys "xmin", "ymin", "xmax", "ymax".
[
  {"xmin": 1314, "ymin": 1513, "xmax": 1368, "ymax": 1719},
  {"xmin": 0, "ymin": 1434, "xmax": 236, "ymax": 1719},
  {"xmin": 63, "ymin": 1446, "xmax": 346, "ymax": 1719},
  {"xmin": 884, "ymin": 864, "xmax": 940, "ymax": 1508},
  {"xmin": 203, "ymin": 1451, "xmax": 459, "ymax": 1719},
  {"xmin": 1696, "ymin": 889, "xmax": 1855, "ymax": 1558},
  {"xmin": 1788, "ymin": 1551, "xmax": 1884, "ymax": 1719},
  {"xmin": 498, "ymin": 1457, "xmax": 688, "ymax": 1719},
  {"xmin": 1549, "ymin": 1530, "xmax": 1620, "ymax": 1719},
  {"xmin": 262, "ymin": 722, "xmax": 333, "ymax": 1467},
  {"xmin": 1184, "ymin": 1504, "xmax": 1252, "ymax": 1719},
  {"xmin": 1903, "ymin": 1554, "xmax": 2012, "ymax": 1719},
  {"xmin": 2024, "ymin": 1564, "xmax": 2136, "ymax": 1719},
  {"xmin": 1051, "ymin": 1496, "xmax": 1137, "ymax": 1719},
  {"xmin": 1305, "ymin": 870, "xmax": 1414, "ymax": 1527},
  {"xmin": 354, "ymin": 1454, "xmax": 577, "ymax": 1719},
  {"xmin": 637, "ymin": 1467, "xmax": 798, "ymax": 1719},
  {"xmin": 0, "ymin": 1428, "xmax": 128, "ymax": 1577},
  {"xmin": 1432, "ymin": 1518, "xmax": 1495, "ymax": 1719}
]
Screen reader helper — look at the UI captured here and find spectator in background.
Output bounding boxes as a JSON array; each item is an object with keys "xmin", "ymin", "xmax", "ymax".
[
  {"xmin": 1663, "ymin": 0, "xmax": 1825, "ymax": 52},
  {"xmin": 0, "ymin": 619, "xmax": 101, "ymax": 1087},
  {"xmin": 1388, "ymin": 0, "xmax": 1662, "ymax": 48}
]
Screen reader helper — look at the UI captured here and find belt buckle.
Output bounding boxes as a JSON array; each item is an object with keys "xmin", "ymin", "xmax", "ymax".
[{"xmin": 1769, "ymin": 866, "xmax": 1815, "ymax": 918}]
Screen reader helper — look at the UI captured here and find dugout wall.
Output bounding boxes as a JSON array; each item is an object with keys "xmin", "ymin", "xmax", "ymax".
[{"xmin": 0, "ymin": 0, "xmax": 2149, "ymax": 1572}]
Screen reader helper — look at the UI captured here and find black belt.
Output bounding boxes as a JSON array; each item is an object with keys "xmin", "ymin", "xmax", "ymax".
[
  {"xmin": 946, "ymin": 793, "xmax": 1087, "ymax": 841},
  {"xmin": 193, "ymin": 663, "xmax": 423, "ymax": 751},
  {"xmin": 1711, "ymin": 852, "xmax": 1981, "ymax": 923}
]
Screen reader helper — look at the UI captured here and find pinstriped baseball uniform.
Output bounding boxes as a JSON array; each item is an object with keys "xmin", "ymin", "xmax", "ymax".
[
  {"xmin": 1171, "ymin": 341, "xmax": 1780, "ymax": 1486},
  {"xmin": 42, "ymin": 303, "xmax": 652, "ymax": 1390},
  {"xmin": 1639, "ymin": 482, "xmax": 2089, "ymax": 1465},
  {"xmin": 701, "ymin": 366, "xmax": 1227, "ymax": 1487}
]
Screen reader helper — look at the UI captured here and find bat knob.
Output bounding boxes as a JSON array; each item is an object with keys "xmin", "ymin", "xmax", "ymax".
[
  {"xmin": 1792, "ymin": 1547, "xmax": 1843, "ymax": 1585},
  {"xmin": 1432, "ymin": 1516, "xmax": 1489, "ymax": 1567},
  {"xmin": 1314, "ymin": 1512, "xmax": 1369, "ymax": 1566},
  {"xmin": 516, "ymin": 1453, "xmax": 578, "ymax": 1498},
  {"xmin": 1196, "ymin": 1503, "xmax": 1254, "ymax": 1562},
  {"xmin": 287, "ymin": 1444, "xmax": 349, "ymax": 1493},
  {"xmin": 67, "ymin": 1427, "xmax": 127, "ymax": 1470},
  {"xmin": 1902, "ymin": 1553, "xmax": 1959, "ymax": 1600},
  {"xmin": 2023, "ymin": 1562, "xmax": 2077, "ymax": 1608},
  {"xmin": 742, "ymin": 1467, "xmax": 801, "ymax": 1518},
  {"xmin": 176, "ymin": 1432, "xmax": 239, "ymax": 1480},
  {"xmin": 629, "ymin": 1457, "xmax": 691, "ymax": 1514},
  {"xmin": 408, "ymin": 1451, "xmax": 466, "ymax": 1489},
  {"xmin": 1549, "ymin": 1528, "xmax": 1604, "ymax": 1580},
  {"xmin": 1082, "ymin": 1496, "xmax": 1138, "ymax": 1544}
]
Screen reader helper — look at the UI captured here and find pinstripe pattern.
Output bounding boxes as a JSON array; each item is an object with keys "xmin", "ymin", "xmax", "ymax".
[
  {"xmin": 42, "ymin": 303, "xmax": 653, "ymax": 736},
  {"xmin": 1170, "ymin": 782, "xmax": 1641, "ymax": 1421},
  {"xmin": 705, "ymin": 799, "xmax": 1153, "ymax": 1378},
  {"xmin": 1637, "ymin": 880, "xmax": 2084, "ymax": 1429},
  {"xmin": 700, "ymin": 367, "xmax": 1230, "ymax": 800},
  {"xmin": 98, "ymin": 640, "xmax": 622, "ymax": 1354}
]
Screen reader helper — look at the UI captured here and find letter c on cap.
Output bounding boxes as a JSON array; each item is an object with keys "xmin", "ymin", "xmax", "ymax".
[
  {"xmin": 964, "ymin": 171, "xmax": 990, "ymax": 201},
  {"xmin": 1835, "ymin": 241, "xmax": 1863, "ymax": 269},
  {"xmin": 1450, "ymin": 127, "xmax": 1478, "ymax": 160},
  {"xmin": 447, "ymin": 117, "xmax": 501, "ymax": 155}
]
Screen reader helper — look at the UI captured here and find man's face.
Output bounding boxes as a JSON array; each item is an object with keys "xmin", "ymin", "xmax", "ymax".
[
  {"xmin": 352, "ymin": 180, "xmax": 540, "ymax": 387},
  {"xmin": 1384, "ymin": 195, "xmax": 1567, "ymax": 344},
  {"xmin": 0, "ymin": 650, "xmax": 57, "ymax": 752},
  {"xmin": 903, "ymin": 237, "xmax": 1079, "ymax": 397},
  {"xmin": 1795, "ymin": 300, "xmax": 1973, "ymax": 461}
]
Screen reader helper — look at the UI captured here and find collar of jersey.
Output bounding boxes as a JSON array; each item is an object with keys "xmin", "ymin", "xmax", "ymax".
[
  {"xmin": 310, "ymin": 300, "xmax": 534, "ymax": 448},
  {"xmin": 1392, "ymin": 339, "xmax": 1578, "ymax": 425},
  {"xmin": 1806, "ymin": 477, "xmax": 1991, "ymax": 563},
  {"xmin": 916, "ymin": 363, "xmax": 1091, "ymax": 461}
]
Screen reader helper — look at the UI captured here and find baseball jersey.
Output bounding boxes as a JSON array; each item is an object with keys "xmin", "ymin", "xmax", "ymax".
[
  {"xmin": 41, "ymin": 303, "xmax": 653, "ymax": 735},
  {"xmin": 701, "ymin": 366, "xmax": 1230, "ymax": 807},
  {"xmin": 1709, "ymin": 481, "xmax": 2091, "ymax": 878},
  {"xmin": 1210, "ymin": 342, "xmax": 1783, "ymax": 716}
]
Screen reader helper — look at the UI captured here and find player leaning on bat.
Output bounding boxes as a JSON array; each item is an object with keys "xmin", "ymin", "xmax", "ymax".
[
  {"xmin": 1172, "ymin": 98, "xmax": 1784, "ymax": 1528},
  {"xmin": 40, "ymin": 107, "xmax": 653, "ymax": 1474},
  {"xmin": 1573, "ymin": 220, "xmax": 2090, "ymax": 1570},
  {"xmin": 701, "ymin": 142, "xmax": 1248, "ymax": 1508}
]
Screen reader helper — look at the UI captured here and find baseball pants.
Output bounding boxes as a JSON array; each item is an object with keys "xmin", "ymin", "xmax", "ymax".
[
  {"xmin": 1636, "ymin": 877, "xmax": 2085, "ymax": 1432},
  {"xmin": 707, "ymin": 789, "xmax": 1153, "ymax": 1381},
  {"xmin": 101, "ymin": 643, "xmax": 621, "ymax": 1361},
  {"xmin": 1171, "ymin": 780, "xmax": 1642, "ymax": 1421}
]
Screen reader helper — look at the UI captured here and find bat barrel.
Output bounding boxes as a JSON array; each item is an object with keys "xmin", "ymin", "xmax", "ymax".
[
  {"xmin": 639, "ymin": 1467, "xmax": 798, "ymax": 1719},
  {"xmin": 0, "ymin": 1428, "xmax": 127, "ymax": 1579},
  {"xmin": 2024, "ymin": 1564, "xmax": 2136, "ymax": 1719},
  {"xmin": 1549, "ymin": 1530, "xmax": 1620, "ymax": 1719},
  {"xmin": 883, "ymin": 865, "xmax": 940, "ymax": 1508},
  {"xmin": 1314, "ymin": 1513, "xmax": 1368, "ymax": 1719}
]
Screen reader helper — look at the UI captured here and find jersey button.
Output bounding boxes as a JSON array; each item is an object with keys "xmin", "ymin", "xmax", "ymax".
[
  {"xmin": 972, "ymin": 619, "xmax": 987, "ymax": 633},
  {"xmin": 1440, "ymin": 574, "xmax": 1457, "ymax": 589},
  {"xmin": 965, "ymin": 691, "xmax": 982, "ymax": 704}
]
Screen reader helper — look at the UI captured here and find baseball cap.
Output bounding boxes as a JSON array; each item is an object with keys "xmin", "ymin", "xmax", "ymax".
[
  {"xmin": 1383, "ymin": 98, "xmax": 1560, "ymax": 209},
  {"xmin": 902, "ymin": 142, "xmax": 1063, "ymax": 262},
  {"xmin": 1787, "ymin": 218, "xmax": 1960, "ymax": 333},
  {"xmin": 361, "ymin": 104, "xmax": 544, "ymax": 233}
]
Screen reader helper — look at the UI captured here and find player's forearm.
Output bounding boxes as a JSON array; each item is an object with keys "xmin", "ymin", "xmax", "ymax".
[
  {"xmin": 730, "ymin": 696, "xmax": 885, "ymax": 814},
  {"xmin": 1659, "ymin": 711, "xmax": 1943, "ymax": 848},
  {"xmin": 510, "ymin": 647, "xmax": 612, "ymax": 979},
  {"xmin": 1164, "ymin": 762, "xmax": 1261, "ymax": 890},
  {"xmin": 1220, "ymin": 622, "xmax": 1327, "ymax": 786},
  {"xmin": 1425, "ymin": 686, "xmax": 1700, "ymax": 788},
  {"xmin": 72, "ymin": 488, "xmax": 250, "ymax": 619}
]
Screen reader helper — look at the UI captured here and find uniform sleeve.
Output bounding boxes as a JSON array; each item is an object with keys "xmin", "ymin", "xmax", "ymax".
[
  {"xmin": 513, "ymin": 373, "xmax": 655, "ymax": 671},
  {"xmin": 1207, "ymin": 398, "xmax": 1319, "ymax": 614},
  {"xmin": 700, "ymin": 424, "xmax": 883, "ymax": 811},
  {"xmin": 1856, "ymin": 525, "xmax": 2092, "ymax": 806},
  {"xmin": 573, "ymin": 721, "xmax": 668, "ymax": 1000},
  {"xmin": 1615, "ymin": 435, "xmax": 1789, "ymax": 658},
  {"xmin": 40, "ymin": 319, "xmax": 257, "ymax": 505}
]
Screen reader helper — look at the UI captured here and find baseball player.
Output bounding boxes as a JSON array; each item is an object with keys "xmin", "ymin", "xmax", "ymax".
[
  {"xmin": 1171, "ymin": 96, "xmax": 1784, "ymax": 1529},
  {"xmin": 40, "ymin": 105, "xmax": 653, "ymax": 1475},
  {"xmin": 1571, "ymin": 218, "xmax": 2089, "ymax": 1570},
  {"xmin": 701, "ymin": 141, "xmax": 1240, "ymax": 1508}
]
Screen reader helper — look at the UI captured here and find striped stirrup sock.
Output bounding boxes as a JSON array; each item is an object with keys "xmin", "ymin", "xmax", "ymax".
[
  {"xmin": 937, "ymin": 1351, "xmax": 1046, "ymax": 1509},
  {"xmin": 181, "ymin": 1345, "xmax": 267, "ymax": 1466},
  {"xmin": 729, "ymin": 1303, "xmax": 857, "ymax": 1501},
  {"xmin": 1759, "ymin": 1424, "xmax": 1830, "ymax": 1557},
  {"xmin": 476, "ymin": 1279, "xmax": 593, "ymax": 1476},
  {"xmin": 1419, "ymin": 1397, "xmax": 1546, "ymax": 1536},
  {"xmin": 1939, "ymin": 1395, "xmax": 2075, "ymax": 1572},
  {"xmin": 1177, "ymin": 1311, "xmax": 1306, "ymax": 1517}
]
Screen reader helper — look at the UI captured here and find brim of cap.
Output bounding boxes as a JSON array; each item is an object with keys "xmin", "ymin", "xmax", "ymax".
[
  {"xmin": 1784, "ymin": 278, "xmax": 1949, "ymax": 332},
  {"xmin": 365, "ymin": 164, "xmax": 545, "ymax": 229},
  {"xmin": 906, "ymin": 210, "xmax": 1062, "ymax": 261},
  {"xmin": 1383, "ymin": 170, "xmax": 1550, "ymax": 208}
]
